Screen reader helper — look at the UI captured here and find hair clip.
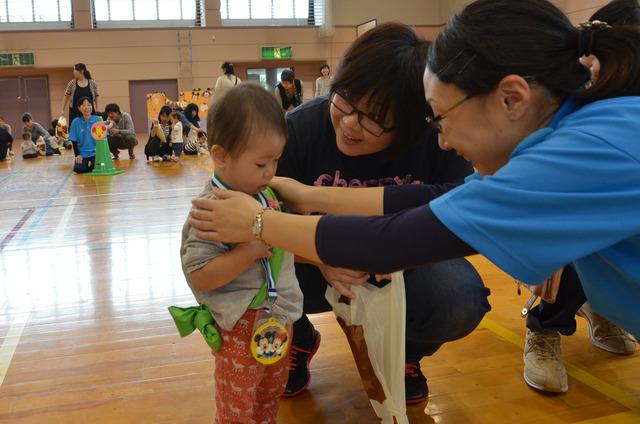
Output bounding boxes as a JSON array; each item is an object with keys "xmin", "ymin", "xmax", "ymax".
[
  {"xmin": 577, "ymin": 20, "xmax": 611, "ymax": 57},
  {"xmin": 578, "ymin": 20, "xmax": 612, "ymax": 31}
]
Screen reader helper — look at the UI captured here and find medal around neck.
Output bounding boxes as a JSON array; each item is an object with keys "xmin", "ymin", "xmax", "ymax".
[{"xmin": 251, "ymin": 310, "xmax": 289, "ymax": 365}]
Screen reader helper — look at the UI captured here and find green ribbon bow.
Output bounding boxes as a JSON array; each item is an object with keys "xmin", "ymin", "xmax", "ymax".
[
  {"xmin": 168, "ymin": 185, "xmax": 284, "ymax": 352},
  {"xmin": 168, "ymin": 304, "xmax": 222, "ymax": 351}
]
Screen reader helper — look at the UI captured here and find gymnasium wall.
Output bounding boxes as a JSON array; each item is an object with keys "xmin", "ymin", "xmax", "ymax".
[{"xmin": 0, "ymin": 0, "xmax": 611, "ymax": 129}]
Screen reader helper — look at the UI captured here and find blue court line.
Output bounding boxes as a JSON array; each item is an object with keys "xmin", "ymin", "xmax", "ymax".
[
  {"xmin": 17, "ymin": 170, "xmax": 73, "ymax": 246},
  {"xmin": 0, "ymin": 172, "xmax": 14, "ymax": 184}
]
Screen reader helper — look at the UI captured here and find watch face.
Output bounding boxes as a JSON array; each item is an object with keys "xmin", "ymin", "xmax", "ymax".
[{"xmin": 252, "ymin": 215, "xmax": 261, "ymax": 237}]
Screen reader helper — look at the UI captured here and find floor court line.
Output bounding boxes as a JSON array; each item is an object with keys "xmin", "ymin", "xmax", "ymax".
[
  {"xmin": 0, "ymin": 311, "xmax": 32, "ymax": 387},
  {"xmin": 480, "ymin": 317, "xmax": 640, "ymax": 411},
  {"xmin": 0, "ymin": 207, "xmax": 35, "ymax": 253},
  {"xmin": 53, "ymin": 196, "xmax": 77, "ymax": 241},
  {"xmin": 0, "ymin": 185, "xmax": 201, "ymax": 207},
  {"xmin": 17, "ymin": 171, "xmax": 72, "ymax": 245}
]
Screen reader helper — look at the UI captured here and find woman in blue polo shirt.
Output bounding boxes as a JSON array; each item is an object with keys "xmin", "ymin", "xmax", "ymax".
[
  {"xmin": 69, "ymin": 97, "xmax": 101, "ymax": 173},
  {"xmin": 189, "ymin": 0, "xmax": 640, "ymax": 344}
]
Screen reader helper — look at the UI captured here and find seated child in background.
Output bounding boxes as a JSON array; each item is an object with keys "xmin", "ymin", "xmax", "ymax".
[
  {"xmin": 21, "ymin": 131, "xmax": 38, "ymax": 159},
  {"xmin": 175, "ymin": 83, "xmax": 302, "ymax": 424},
  {"xmin": 169, "ymin": 112, "xmax": 183, "ymax": 163},
  {"xmin": 69, "ymin": 97, "xmax": 101, "ymax": 174},
  {"xmin": 183, "ymin": 130, "xmax": 208, "ymax": 155}
]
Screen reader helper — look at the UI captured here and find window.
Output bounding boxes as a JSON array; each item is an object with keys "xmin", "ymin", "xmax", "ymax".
[
  {"xmin": 220, "ymin": 0, "xmax": 324, "ymax": 26},
  {"xmin": 0, "ymin": 0, "xmax": 72, "ymax": 29},
  {"xmin": 92, "ymin": 0, "xmax": 204, "ymax": 28},
  {"xmin": 247, "ymin": 67, "xmax": 291, "ymax": 92}
]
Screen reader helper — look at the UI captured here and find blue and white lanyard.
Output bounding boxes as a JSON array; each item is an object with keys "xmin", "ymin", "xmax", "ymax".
[{"xmin": 210, "ymin": 174, "xmax": 278, "ymax": 302}]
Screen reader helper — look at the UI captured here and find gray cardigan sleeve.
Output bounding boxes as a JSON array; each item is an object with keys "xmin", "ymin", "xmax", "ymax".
[{"xmin": 118, "ymin": 113, "xmax": 136, "ymax": 137}]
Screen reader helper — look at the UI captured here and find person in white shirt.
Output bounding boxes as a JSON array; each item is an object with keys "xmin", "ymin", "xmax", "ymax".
[
  {"xmin": 170, "ymin": 112, "xmax": 184, "ymax": 163},
  {"xmin": 214, "ymin": 62, "xmax": 241, "ymax": 101}
]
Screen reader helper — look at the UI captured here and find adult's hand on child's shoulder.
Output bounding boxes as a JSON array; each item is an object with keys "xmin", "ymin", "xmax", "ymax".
[{"xmin": 190, "ymin": 190, "xmax": 262, "ymax": 243}]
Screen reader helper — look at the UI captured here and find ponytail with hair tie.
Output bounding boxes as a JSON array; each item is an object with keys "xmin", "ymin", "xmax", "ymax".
[{"xmin": 577, "ymin": 20, "xmax": 612, "ymax": 57}]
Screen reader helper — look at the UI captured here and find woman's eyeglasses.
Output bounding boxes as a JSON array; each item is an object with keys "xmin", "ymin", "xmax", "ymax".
[
  {"xmin": 425, "ymin": 94, "xmax": 473, "ymax": 134},
  {"xmin": 331, "ymin": 92, "xmax": 394, "ymax": 137}
]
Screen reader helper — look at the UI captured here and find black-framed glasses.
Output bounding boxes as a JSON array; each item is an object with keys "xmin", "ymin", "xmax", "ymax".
[
  {"xmin": 331, "ymin": 92, "xmax": 395, "ymax": 137},
  {"xmin": 425, "ymin": 94, "xmax": 473, "ymax": 134}
]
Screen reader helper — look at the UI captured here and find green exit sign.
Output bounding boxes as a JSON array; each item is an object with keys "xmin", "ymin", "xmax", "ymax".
[
  {"xmin": 0, "ymin": 53, "xmax": 35, "ymax": 67},
  {"xmin": 261, "ymin": 47, "xmax": 293, "ymax": 60}
]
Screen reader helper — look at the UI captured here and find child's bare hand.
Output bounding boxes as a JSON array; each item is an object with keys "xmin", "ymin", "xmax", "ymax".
[
  {"xmin": 75, "ymin": 155, "xmax": 83, "ymax": 164},
  {"xmin": 239, "ymin": 240, "xmax": 272, "ymax": 260}
]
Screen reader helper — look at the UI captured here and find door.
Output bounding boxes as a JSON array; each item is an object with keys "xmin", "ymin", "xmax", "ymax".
[
  {"xmin": 24, "ymin": 77, "xmax": 51, "ymax": 125},
  {"xmin": 0, "ymin": 76, "xmax": 51, "ymax": 136},
  {"xmin": 129, "ymin": 79, "xmax": 179, "ymax": 134},
  {"xmin": 0, "ymin": 78, "xmax": 22, "ymax": 135}
]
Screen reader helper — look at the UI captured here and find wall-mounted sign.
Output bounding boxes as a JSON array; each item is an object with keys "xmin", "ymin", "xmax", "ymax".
[
  {"xmin": 261, "ymin": 47, "xmax": 293, "ymax": 60},
  {"xmin": 0, "ymin": 53, "xmax": 35, "ymax": 67}
]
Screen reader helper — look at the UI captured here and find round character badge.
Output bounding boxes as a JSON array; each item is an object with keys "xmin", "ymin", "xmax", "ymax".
[
  {"xmin": 90, "ymin": 122, "xmax": 108, "ymax": 140},
  {"xmin": 251, "ymin": 317, "xmax": 289, "ymax": 365}
]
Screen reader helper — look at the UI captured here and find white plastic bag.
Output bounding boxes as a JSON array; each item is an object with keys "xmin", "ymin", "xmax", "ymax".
[{"xmin": 325, "ymin": 272, "xmax": 408, "ymax": 424}]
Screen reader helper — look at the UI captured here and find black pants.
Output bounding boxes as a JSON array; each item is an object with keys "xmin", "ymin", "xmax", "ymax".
[
  {"xmin": 108, "ymin": 135, "xmax": 137, "ymax": 156},
  {"xmin": 0, "ymin": 139, "xmax": 8, "ymax": 161},
  {"xmin": 73, "ymin": 156, "xmax": 95, "ymax": 173},
  {"xmin": 22, "ymin": 153, "xmax": 38, "ymax": 159},
  {"xmin": 526, "ymin": 266, "xmax": 587, "ymax": 335}
]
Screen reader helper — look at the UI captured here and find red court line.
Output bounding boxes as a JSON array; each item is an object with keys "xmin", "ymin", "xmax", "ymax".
[{"xmin": 0, "ymin": 208, "xmax": 35, "ymax": 253}]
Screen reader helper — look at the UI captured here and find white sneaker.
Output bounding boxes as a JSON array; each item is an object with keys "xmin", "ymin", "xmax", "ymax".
[
  {"xmin": 152, "ymin": 155, "xmax": 162, "ymax": 162},
  {"xmin": 523, "ymin": 329, "xmax": 568, "ymax": 393},
  {"xmin": 577, "ymin": 303, "xmax": 637, "ymax": 355}
]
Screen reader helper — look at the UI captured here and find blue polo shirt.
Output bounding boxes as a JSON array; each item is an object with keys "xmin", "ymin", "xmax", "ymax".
[
  {"xmin": 69, "ymin": 115, "xmax": 101, "ymax": 158},
  {"xmin": 431, "ymin": 97, "xmax": 640, "ymax": 337}
]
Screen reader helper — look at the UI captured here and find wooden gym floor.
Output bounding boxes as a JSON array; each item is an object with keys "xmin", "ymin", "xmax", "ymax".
[{"xmin": 0, "ymin": 144, "xmax": 638, "ymax": 423}]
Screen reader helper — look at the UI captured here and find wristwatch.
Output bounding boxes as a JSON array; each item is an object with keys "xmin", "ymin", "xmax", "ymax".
[{"xmin": 252, "ymin": 208, "xmax": 269, "ymax": 241}]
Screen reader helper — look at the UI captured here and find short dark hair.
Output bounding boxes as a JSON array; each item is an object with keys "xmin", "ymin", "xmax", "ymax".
[
  {"xmin": 222, "ymin": 61, "xmax": 235, "ymax": 75},
  {"xmin": 170, "ymin": 112, "xmax": 180, "ymax": 120},
  {"xmin": 158, "ymin": 105, "xmax": 172, "ymax": 120},
  {"xmin": 428, "ymin": 0, "xmax": 640, "ymax": 104},
  {"xmin": 280, "ymin": 69, "xmax": 295, "ymax": 82},
  {"xmin": 104, "ymin": 103, "xmax": 121, "ymax": 114},
  {"xmin": 197, "ymin": 130, "xmax": 207, "ymax": 138},
  {"xmin": 320, "ymin": 63, "xmax": 330, "ymax": 72},
  {"xmin": 21, "ymin": 113, "xmax": 32, "ymax": 123},
  {"xmin": 76, "ymin": 96, "xmax": 93, "ymax": 110},
  {"xmin": 207, "ymin": 83, "xmax": 287, "ymax": 157},
  {"xmin": 330, "ymin": 22, "xmax": 431, "ymax": 152}
]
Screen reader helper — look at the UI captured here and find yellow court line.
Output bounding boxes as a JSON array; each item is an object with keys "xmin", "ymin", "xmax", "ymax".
[
  {"xmin": 480, "ymin": 317, "xmax": 640, "ymax": 411},
  {"xmin": 0, "ymin": 311, "xmax": 31, "ymax": 386},
  {"xmin": 573, "ymin": 411, "xmax": 640, "ymax": 424}
]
